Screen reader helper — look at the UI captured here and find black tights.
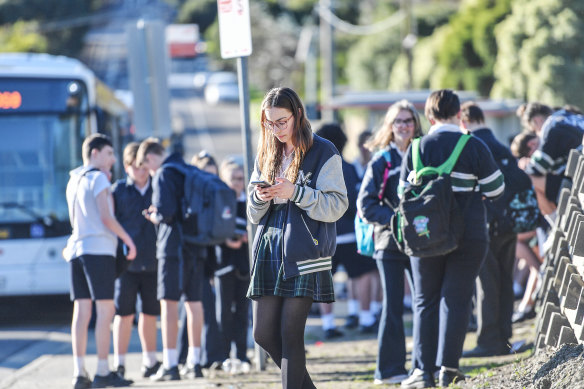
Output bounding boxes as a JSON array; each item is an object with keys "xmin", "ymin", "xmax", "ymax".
[{"xmin": 253, "ymin": 296, "xmax": 317, "ymax": 389}]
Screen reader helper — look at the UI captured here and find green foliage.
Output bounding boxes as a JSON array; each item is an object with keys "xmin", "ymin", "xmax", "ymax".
[
  {"xmin": 491, "ymin": 0, "xmax": 584, "ymax": 106},
  {"xmin": 0, "ymin": 21, "xmax": 47, "ymax": 53},
  {"xmin": 432, "ymin": 0, "xmax": 513, "ymax": 96},
  {"xmin": 0, "ymin": 0, "xmax": 97, "ymax": 57},
  {"xmin": 176, "ymin": 0, "xmax": 217, "ymax": 35}
]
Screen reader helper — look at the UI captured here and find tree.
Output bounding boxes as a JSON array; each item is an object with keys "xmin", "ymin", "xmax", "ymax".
[
  {"xmin": 431, "ymin": 0, "xmax": 512, "ymax": 96},
  {"xmin": 176, "ymin": 0, "xmax": 217, "ymax": 35},
  {"xmin": 0, "ymin": 21, "xmax": 47, "ymax": 53},
  {"xmin": 491, "ymin": 0, "xmax": 584, "ymax": 106}
]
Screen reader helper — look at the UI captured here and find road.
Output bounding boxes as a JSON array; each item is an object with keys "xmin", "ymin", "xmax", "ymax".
[{"xmin": 170, "ymin": 92, "xmax": 254, "ymax": 166}]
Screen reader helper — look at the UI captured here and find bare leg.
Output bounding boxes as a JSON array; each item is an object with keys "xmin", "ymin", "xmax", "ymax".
[
  {"xmin": 94, "ymin": 300, "xmax": 115, "ymax": 361},
  {"xmin": 139, "ymin": 313, "xmax": 158, "ymax": 353},
  {"xmin": 160, "ymin": 299, "xmax": 179, "ymax": 362},
  {"xmin": 185, "ymin": 301, "xmax": 204, "ymax": 347},
  {"xmin": 113, "ymin": 314, "xmax": 134, "ymax": 362},
  {"xmin": 72, "ymin": 299, "xmax": 92, "ymax": 358}
]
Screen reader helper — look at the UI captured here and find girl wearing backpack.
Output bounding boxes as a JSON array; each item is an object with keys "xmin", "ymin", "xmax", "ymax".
[
  {"xmin": 247, "ymin": 87, "xmax": 348, "ymax": 389},
  {"xmin": 357, "ymin": 100, "xmax": 422, "ymax": 385}
]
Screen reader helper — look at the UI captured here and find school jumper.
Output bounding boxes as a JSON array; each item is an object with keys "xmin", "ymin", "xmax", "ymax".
[
  {"xmin": 399, "ymin": 124, "xmax": 504, "ymax": 372},
  {"xmin": 358, "ymin": 143, "xmax": 411, "ymax": 381}
]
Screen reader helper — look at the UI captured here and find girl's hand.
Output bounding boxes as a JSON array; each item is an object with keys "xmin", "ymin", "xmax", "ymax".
[
  {"xmin": 272, "ymin": 177, "xmax": 295, "ymax": 200},
  {"xmin": 256, "ymin": 185, "xmax": 275, "ymax": 202}
]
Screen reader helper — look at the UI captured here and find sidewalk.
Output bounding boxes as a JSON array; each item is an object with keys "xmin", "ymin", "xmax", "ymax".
[{"xmin": 0, "ymin": 309, "xmax": 537, "ymax": 389}]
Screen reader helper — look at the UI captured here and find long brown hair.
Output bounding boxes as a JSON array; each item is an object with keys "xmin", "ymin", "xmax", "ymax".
[
  {"xmin": 257, "ymin": 87, "xmax": 313, "ymax": 184},
  {"xmin": 366, "ymin": 100, "xmax": 422, "ymax": 151}
]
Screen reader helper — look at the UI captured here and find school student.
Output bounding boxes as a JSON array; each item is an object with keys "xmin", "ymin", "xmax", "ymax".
[
  {"xmin": 215, "ymin": 158, "xmax": 251, "ymax": 371},
  {"xmin": 399, "ymin": 90, "xmax": 504, "ymax": 388},
  {"xmin": 358, "ymin": 100, "xmax": 422, "ymax": 385},
  {"xmin": 247, "ymin": 87, "xmax": 348, "ymax": 388},
  {"xmin": 111, "ymin": 142, "xmax": 161, "ymax": 378},
  {"xmin": 137, "ymin": 138, "xmax": 204, "ymax": 381},
  {"xmin": 65, "ymin": 134, "xmax": 136, "ymax": 389}
]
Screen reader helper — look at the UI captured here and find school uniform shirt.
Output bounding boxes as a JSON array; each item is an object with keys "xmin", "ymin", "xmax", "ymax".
[
  {"xmin": 65, "ymin": 166, "xmax": 117, "ymax": 259},
  {"xmin": 399, "ymin": 124, "xmax": 505, "ymax": 241},
  {"xmin": 357, "ymin": 143, "xmax": 406, "ymax": 257},
  {"xmin": 528, "ymin": 109, "xmax": 584, "ymax": 176},
  {"xmin": 112, "ymin": 177, "xmax": 157, "ymax": 272}
]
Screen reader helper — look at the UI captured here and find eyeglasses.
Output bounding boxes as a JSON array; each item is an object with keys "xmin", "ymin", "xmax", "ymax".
[
  {"xmin": 393, "ymin": 118, "xmax": 415, "ymax": 127},
  {"xmin": 263, "ymin": 114, "xmax": 293, "ymax": 132}
]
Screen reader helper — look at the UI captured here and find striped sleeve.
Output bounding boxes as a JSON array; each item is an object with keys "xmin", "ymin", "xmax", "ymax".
[
  {"xmin": 478, "ymin": 169, "xmax": 505, "ymax": 198},
  {"xmin": 529, "ymin": 149, "xmax": 556, "ymax": 175}
]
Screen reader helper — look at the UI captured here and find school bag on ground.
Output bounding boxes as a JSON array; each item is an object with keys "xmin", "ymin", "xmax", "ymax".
[
  {"xmin": 392, "ymin": 134, "xmax": 470, "ymax": 257},
  {"xmin": 355, "ymin": 150, "xmax": 391, "ymax": 257},
  {"xmin": 165, "ymin": 162, "xmax": 237, "ymax": 246}
]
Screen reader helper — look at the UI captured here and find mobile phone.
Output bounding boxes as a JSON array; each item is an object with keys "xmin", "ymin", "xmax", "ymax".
[{"xmin": 251, "ymin": 180, "xmax": 271, "ymax": 188}]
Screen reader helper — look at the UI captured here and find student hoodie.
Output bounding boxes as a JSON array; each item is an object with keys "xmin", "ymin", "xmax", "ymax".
[{"xmin": 247, "ymin": 134, "xmax": 348, "ymax": 279}]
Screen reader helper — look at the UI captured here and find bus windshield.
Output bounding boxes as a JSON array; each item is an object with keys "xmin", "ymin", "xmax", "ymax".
[{"xmin": 0, "ymin": 78, "xmax": 88, "ymax": 223}]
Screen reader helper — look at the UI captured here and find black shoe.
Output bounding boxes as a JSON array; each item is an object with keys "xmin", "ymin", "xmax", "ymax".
[
  {"xmin": 91, "ymin": 372, "xmax": 133, "ymax": 388},
  {"xmin": 463, "ymin": 345, "xmax": 509, "ymax": 358},
  {"xmin": 400, "ymin": 368, "xmax": 435, "ymax": 388},
  {"xmin": 115, "ymin": 365, "xmax": 125, "ymax": 378},
  {"xmin": 73, "ymin": 375, "xmax": 92, "ymax": 389},
  {"xmin": 180, "ymin": 364, "xmax": 204, "ymax": 379},
  {"xmin": 344, "ymin": 314, "xmax": 359, "ymax": 329},
  {"xmin": 360, "ymin": 323, "xmax": 378, "ymax": 334},
  {"xmin": 324, "ymin": 328, "xmax": 344, "ymax": 339},
  {"xmin": 141, "ymin": 361, "xmax": 162, "ymax": 378},
  {"xmin": 438, "ymin": 368, "xmax": 466, "ymax": 387},
  {"xmin": 150, "ymin": 365, "xmax": 180, "ymax": 381},
  {"xmin": 512, "ymin": 308, "xmax": 536, "ymax": 323}
]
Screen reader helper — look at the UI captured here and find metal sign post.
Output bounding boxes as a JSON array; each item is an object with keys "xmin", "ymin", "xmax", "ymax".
[{"xmin": 217, "ymin": 0, "xmax": 265, "ymax": 371}]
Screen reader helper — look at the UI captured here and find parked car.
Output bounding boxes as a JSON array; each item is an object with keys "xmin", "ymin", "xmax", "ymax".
[{"xmin": 204, "ymin": 71, "xmax": 239, "ymax": 104}]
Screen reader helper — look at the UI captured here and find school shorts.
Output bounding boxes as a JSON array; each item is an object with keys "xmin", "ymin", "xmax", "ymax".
[
  {"xmin": 114, "ymin": 271, "xmax": 160, "ymax": 316},
  {"xmin": 70, "ymin": 255, "xmax": 116, "ymax": 301},
  {"xmin": 157, "ymin": 256, "xmax": 203, "ymax": 302}
]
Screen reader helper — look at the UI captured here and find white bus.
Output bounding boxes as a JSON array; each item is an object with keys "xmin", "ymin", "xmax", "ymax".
[{"xmin": 0, "ymin": 53, "xmax": 131, "ymax": 296}]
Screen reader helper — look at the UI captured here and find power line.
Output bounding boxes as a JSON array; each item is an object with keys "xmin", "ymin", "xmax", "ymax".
[{"xmin": 316, "ymin": 3, "xmax": 405, "ymax": 35}]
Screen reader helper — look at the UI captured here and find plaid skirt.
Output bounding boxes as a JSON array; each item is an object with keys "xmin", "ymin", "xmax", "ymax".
[{"xmin": 247, "ymin": 204, "xmax": 335, "ymax": 303}]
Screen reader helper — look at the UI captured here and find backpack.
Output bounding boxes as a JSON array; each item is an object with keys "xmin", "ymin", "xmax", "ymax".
[
  {"xmin": 392, "ymin": 134, "xmax": 470, "ymax": 257},
  {"xmin": 355, "ymin": 150, "xmax": 391, "ymax": 257},
  {"xmin": 488, "ymin": 157, "xmax": 541, "ymax": 234},
  {"xmin": 165, "ymin": 162, "xmax": 237, "ymax": 246}
]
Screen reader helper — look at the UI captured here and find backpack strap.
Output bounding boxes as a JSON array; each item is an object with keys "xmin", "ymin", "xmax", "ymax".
[
  {"xmin": 377, "ymin": 150, "xmax": 392, "ymax": 200},
  {"xmin": 414, "ymin": 134, "xmax": 471, "ymax": 181}
]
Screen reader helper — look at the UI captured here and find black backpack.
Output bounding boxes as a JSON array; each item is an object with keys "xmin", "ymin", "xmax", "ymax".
[
  {"xmin": 488, "ymin": 157, "xmax": 541, "ymax": 234},
  {"xmin": 165, "ymin": 162, "xmax": 237, "ymax": 246},
  {"xmin": 392, "ymin": 134, "xmax": 470, "ymax": 257}
]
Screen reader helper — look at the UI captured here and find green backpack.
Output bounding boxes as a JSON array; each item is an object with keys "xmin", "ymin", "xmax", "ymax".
[{"xmin": 392, "ymin": 134, "xmax": 471, "ymax": 257}]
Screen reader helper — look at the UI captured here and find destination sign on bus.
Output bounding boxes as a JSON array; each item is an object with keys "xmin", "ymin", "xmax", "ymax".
[
  {"xmin": 0, "ymin": 91, "xmax": 22, "ymax": 109},
  {"xmin": 0, "ymin": 79, "xmax": 87, "ymax": 113}
]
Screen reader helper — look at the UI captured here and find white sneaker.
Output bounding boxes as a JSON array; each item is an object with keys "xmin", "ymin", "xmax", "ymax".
[{"xmin": 373, "ymin": 374, "xmax": 409, "ymax": 385}]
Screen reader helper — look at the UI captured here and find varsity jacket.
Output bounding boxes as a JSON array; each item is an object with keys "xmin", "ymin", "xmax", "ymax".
[
  {"xmin": 399, "ymin": 124, "xmax": 505, "ymax": 241},
  {"xmin": 247, "ymin": 134, "xmax": 348, "ymax": 279},
  {"xmin": 357, "ymin": 143, "xmax": 408, "ymax": 258}
]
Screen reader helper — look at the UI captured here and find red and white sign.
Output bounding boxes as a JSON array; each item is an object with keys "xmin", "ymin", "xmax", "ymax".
[
  {"xmin": 217, "ymin": 0, "xmax": 252, "ymax": 59},
  {"xmin": 166, "ymin": 24, "xmax": 200, "ymax": 58}
]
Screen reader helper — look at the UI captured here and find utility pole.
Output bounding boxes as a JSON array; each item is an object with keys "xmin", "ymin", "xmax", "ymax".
[
  {"xmin": 401, "ymin": 0, "xmax": 417, "ymax": 90},
  {"xmin": 319, "ymin": 0, "xmax": 335, "ymax": 122}
]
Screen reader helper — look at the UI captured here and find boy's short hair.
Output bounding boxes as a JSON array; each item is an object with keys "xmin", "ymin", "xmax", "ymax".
[
  {"xmin": 122, "ymin": 142, "xmax": 141, "ymax": 167},
  {"xmin": 510, "ymin": 131, "xmax": 539, "ymax": 159},
  {"xmin": 136, "ymin": 137, "xmax": 165, "ymax": 166},
  {"xmin": 460, "ymin": 101, "xmax": 485, "ymax": 124},
  {"xmin": 425, "ymin": 89, "xmax": 460, "ymax": 122},
  {"xmin": 82, "ymin": 133, "xmax": 113, "ymax": 164}
]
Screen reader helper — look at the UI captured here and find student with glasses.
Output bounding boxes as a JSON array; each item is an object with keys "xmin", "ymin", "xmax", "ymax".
[
  {"xmin": 357, "ymin": 100, "xmax": 422, "ymax": 385},
  {"xmin": 247, "ymin": 87, "xmax": 348, "ymax": 389}
]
